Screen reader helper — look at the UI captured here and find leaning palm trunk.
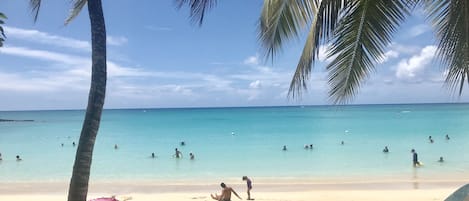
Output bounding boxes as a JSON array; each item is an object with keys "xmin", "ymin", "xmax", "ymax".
[{"xmin": 67, "ymin": 0, "xmax": 106, "ymax": 201}]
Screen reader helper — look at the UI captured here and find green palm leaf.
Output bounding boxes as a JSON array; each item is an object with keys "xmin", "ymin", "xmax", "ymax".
[
  {"xmin": 288, "ymin": 0, "xmax": 345, "ymax": 98},
  {"xmin": 30, "ymin": 0, "xmax": 86, "ymax": 25},
  {"xmin": 29, "ymin": 0, "xmax": 41, "ymax": 22},
  {"xmin": 327, "ymin": 0, "xmax": 414, "ymax": 104},
  {"xmin": 65, "ymin": 0, "xmax": 87, "ymax": 25},
  {"xmin": 0, "ymin": 12, "xmax": 6, "ymax": 47},
  {"xmin": 258, "ymin": 0, "xmax": 314, "ymax": 61},
  {"xmin": 424, "ymin": 0, "xmax": 469, "ymax": 95},
  {"xmin": 176, "ymin": 0, "xmax": 217, "ymax": 26}
]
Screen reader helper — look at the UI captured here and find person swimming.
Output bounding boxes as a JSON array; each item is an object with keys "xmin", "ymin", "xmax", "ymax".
[
  {"xmin": 438, "ymin": 156, "xmax": 444, "ymax": 162},
  {"xmin": 304, "ymin": 144, "xmax": 309, "ymax": 149},
  {"xmin": 309, "ymin": 144, "xmax": 313, "ymax": 149},
  {"xmin": 429, "ymin": 136, "xmax": 434, "ymax": 143},
  {"xmin": 282, "ymin": 145, "xmax": 287, "ymax": 151},
  {"xmin": 114, "ymin": 144, "xmax": 119, "ymax": 149},
  {"xmin": 411, "ymin": 149, "xmax": 420, "ymax": 167},
  {"xmin": 341, "ymin": 141, "xmax": 344, "ymax": 145},
  {"xmin": 174, "ymin": 148, "xmax": 183, "ymax": 158},
  {"xmin": 180, "ymin": 141, "xmax": 185, "ymax": 146},
  {"xmin": 383, "ymin": 146, "xmax": 389, "ymax": 153},
  {"xmin": 72, "ymin": 142, "xmax": 76, "ymax": 146},
  {"xmin": 446, "ymin": 134, "xmax": 450, "ymax": 140},
  {"xmin": 16, "ymin": 155, "xmax": 22, "ymax": 161},
  {"xmin": 151, "ymin": 152, "xmax": 155, "ymax": 158},
  {"xmin": 190, "ymin": 152, "xmax": 195, "ymax": 160},
  {"xmin": 0, "ymin": 153, "xmax": 2, "ymax": 160}
]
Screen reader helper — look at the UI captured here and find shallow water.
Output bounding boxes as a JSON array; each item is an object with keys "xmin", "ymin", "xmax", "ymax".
[{"xmin": 1, "ymin": 103, "xmax": 468, "ymax": 182}]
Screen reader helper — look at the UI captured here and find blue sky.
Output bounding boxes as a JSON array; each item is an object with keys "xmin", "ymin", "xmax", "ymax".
[{"xmin": 0, "ymin": 1, "xmax": 468, "ymax": 110}]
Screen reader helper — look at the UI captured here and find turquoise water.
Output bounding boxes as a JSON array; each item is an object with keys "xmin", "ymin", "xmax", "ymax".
[{"xmin": 1, "ymin": 103, "xmax": 469, "ymax": 182}]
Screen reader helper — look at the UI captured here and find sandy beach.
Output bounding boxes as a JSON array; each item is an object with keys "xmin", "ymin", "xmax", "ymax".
[{"xmin": 0, "ymin": 179, "xmax": 465, "ymax": 201}]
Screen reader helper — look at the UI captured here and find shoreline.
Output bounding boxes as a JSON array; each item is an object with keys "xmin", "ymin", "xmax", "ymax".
[
  {"xmin": 0, "ymin": 181, "xmax": 463, "ymax": 201},
  {"xmin": 1, "ymin": 178, "xmax": 467, "ymax": 194}
]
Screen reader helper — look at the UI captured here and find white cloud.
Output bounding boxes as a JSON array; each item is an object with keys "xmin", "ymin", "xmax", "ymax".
[
  {"xmin": 0, "ymin": 46, "xmax": 88, "ymax": 65},
  {"xmin": 395, "ymin": 45, "xmax": 437, "ymax": 79},
  {"xmin": 378, "ymin": 50, "xmax": 399, "ymax": 64},
  {"xmin": 107, "ymin": 36, "xmax": 128, "ymax": 46},
  {"xmin": 0, "ymin": 45, "xmax": 150, "ymax": 78},
  {"xmin": 4, "ymin": 26, "xmax": 90, "ymax": 51},
  {"xmin": 389, "ymin": 42, "xmax": 420, "ymax": 55},
  {"xmin": 243, "ymin": 55, "xmax": 259, "ymax": 65},
  {"xmin": 249, "ymin": 80, "xmax": 262, "ymax": 89},
  {"xmin": 408, "ymin": 24, "xmax": 431, "ymax": 37}
]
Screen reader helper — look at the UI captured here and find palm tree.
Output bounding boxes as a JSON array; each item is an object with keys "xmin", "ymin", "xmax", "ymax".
[
  {"xmin": 259, "ymin": 0, "xmax": 469, "ymax": 103},
  {"xmin": 30, "ymin": 0, "xmax": 106, "ymax": 201},
  {"xmin": 29, "ymin": 1, "xmax": 215, "ymax": 201},
  {"xmin": 0, "ymin": 12, "xmax": 6, "ymax": 47}
]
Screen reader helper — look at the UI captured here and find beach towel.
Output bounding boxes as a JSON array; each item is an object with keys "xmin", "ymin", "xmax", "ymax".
[
  {"xmin": 89, "ymin": 196, "xmax": 132, "ymax": 201},
  {"xmin": 89, "ymin": 197, "xmax": 119, "ymax": 201}
]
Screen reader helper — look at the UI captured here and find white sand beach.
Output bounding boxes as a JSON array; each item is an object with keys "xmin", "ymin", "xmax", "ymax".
[{"xmin": 0, "ymin": 179, "xmax": 465, "ymax": 201}]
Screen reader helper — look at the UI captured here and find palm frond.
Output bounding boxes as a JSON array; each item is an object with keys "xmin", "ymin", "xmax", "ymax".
[
  {"xmin": 175, "ymin": 0, "xmax": 217, "ymax": 26},
  {"xmin": 258, "ymin": 0, "xmax": 315, "ymax": 61},
  {"xmin": 0, "ymin": 12, "xmax": 6, "ymax": 47},
  {"xmin": 29, "ymin": 0, "xmax": 41, "ymax": 22},
  {"xmin": 326, "ymin": 0, "xmax": 414, "ymax": 104},
  {"xmin": 288, "ymin": 0, "xmax": 346, "ymax": 98},
  {"xmin": 424, "ymin": 0, "xmax": 469, "ymax": 95},
  {"xmin": 65, "ymin": 0, "xmax": 87, "ymax": 25}
]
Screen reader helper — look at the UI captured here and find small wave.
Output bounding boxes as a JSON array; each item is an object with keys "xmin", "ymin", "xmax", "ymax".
[{"xmin": 400, "ymin": 110, "xmax": 411, "ymax": 113}]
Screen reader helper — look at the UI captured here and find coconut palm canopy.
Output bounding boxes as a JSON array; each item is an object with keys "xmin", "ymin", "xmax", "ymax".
[{"xmin": 259, "ymin": 0, "xmax": 469, "ymax": 104}]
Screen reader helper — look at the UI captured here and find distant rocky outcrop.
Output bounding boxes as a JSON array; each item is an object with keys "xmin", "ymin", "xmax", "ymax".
[{"xmin": 0, "ymin": 119, "xmax": 34, "ymax": 122}]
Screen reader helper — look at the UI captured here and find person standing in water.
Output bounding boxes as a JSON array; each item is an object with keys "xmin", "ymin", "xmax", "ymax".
[
  {"xmin": 411, "ymin": 149, "xmax": 420, "ymax": 167},
  {"xmin": 174, "ymin": 148, "xmax": 183, "ymax": 158},
  {"xmin": 242, "ymin": 176, "xmax": 254, "ymax": 200},
  {"xmin": 189, "ymin": 152, "xmax": 195, "ymax": 160}
]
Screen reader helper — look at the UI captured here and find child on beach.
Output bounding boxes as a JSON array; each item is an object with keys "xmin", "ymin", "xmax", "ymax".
[{"xmin": 242, "ymin": 176, "xmax": 254, "ymax": 200}]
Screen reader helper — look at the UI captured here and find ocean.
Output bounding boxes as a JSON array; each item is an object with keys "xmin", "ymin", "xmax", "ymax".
[{"xmin": 1, "ymin": 103, "xmax": 469, "ymax": 182}]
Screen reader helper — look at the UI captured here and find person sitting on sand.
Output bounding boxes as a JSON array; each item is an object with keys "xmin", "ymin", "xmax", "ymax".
[
  {"xmin": 16, "ymin": 155, "xmax": 22, "ymax": 161},
  {"xmin": 282, "ymin": 145, "xmax": 287, "ymax": 151},
  {"xmin": 438, "ymin": 156, "xmax": 444, "ymax": 163},
  {"xmin": 242, "ymin": 176, "xmax": 254, "ymax": 200},
  {"xmin": 174, "ymin": 148, "xmax": 183, "ymax": 158},
  {"xmin": 211, "ymin": 182, "xmax": 242, "ymax": 201},
  {"xmin": 383, "ymin": 146, "xmax": 389, "ymax": 153}
]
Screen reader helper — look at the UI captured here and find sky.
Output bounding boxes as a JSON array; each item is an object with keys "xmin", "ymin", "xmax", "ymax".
[{"xmin": 0, "ymin": 1, "xmax": 468, "ymax": 110}]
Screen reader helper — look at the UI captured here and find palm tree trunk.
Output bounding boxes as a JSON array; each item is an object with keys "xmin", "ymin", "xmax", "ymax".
[{"xmin": 67, "ymin": 0, "xmax": 106, "ymax": 201}]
